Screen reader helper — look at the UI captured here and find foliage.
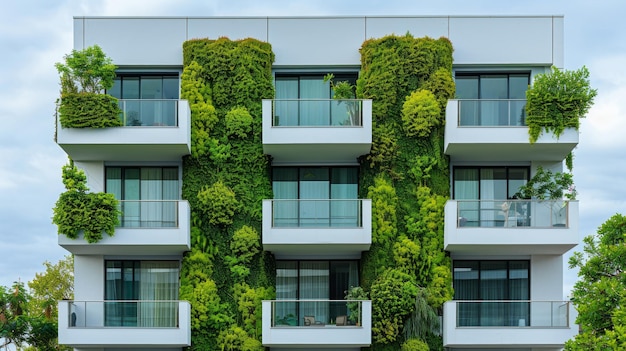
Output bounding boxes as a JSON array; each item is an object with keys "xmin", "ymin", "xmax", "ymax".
[
  {"xmin": 371, "ymin": 269, "xmax": 419, "ymax": 344},
  {"xmin": 180, "ymin": 37, "xmax": 275, "ymax": 349},
  {"xmin": 345, "ymin": 286, "xmax": 369, "ymax": 324},
  {"xmin": 403, "ymin": 289, "xmax": 440, "ymax": 342},
  {"xmin": 55, "ymin": 45, "xmax": 116, "ymax": 94},
  {"xmin": 368, "ymin": 176, "xmax": 398, "ymax": 246},
  {"xmin": 402, "ymin": 338, "xmax": 430, "ymax": 351},
  {"xmin": 58, "ymin": 92, "xmax": 123, "ymax": 128},
  {"xmin": 514, "ymin": 166, "xmax": 575, "ymax": 200},
  {"xmin": 217, "ymin": 325, "xmax": 264, "ymax": 351},
  {"xmin": 225, "ymin": 106, "xmax": 254, "ymax": 139},
  {"xmin": 28, "ymin": 255, "xmax": 74, "ymax": 321},
  {"xmin": 196, "ymin": 181, "xmax": 239, "ymax": 226},
  {"xmin": 367, "ymin": 123, "xmax": 399, "ymax": 173},
  {"xmin": 0, "ymin": 282, "xmax": 58, "ymax": 351},
  {"xmin": 526, "ymin": 66, "xmax": 597, "ymax": 143},
  {"xmin": 402, "ymin": 89, "xmax": 441, "ymax": 138},
  {"xmin": 52, "ymin": 160, "xmax": 120, "ymax": 243},
  {"xmin": 565, "ymin": 214, "xmax": 626, "ymax": 350}
]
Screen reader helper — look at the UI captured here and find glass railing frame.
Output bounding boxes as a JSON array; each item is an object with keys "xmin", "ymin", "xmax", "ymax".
[
  {"xmin": 270, "ymin": 199, "xmax": 364, "ymax": 228},
  {"xmin": 118, "ymin": 99, "xmax": 179, "ymax": 127},
  {"xmin": 117, "ymin": 199, "xmax": 180, "ymax": 228},
  {"xmin": 271, "ymin": 99, "xmax": 364, "ymax": 127},
  {"xmin": 453, "ymin": 300, "xmax": 570, "ymax": 328},
  {"xmin": 455, "ymin": 199, "xmax": 569, "ymax": 228},
  {"xmin": 456, "ymin": 99, "xmax": 527, "ymax": 127},
  {"xmin": 66, "ymin": 300, "xmax": 182, "ymax": 328},
  {"xmin": 268, "ymin": 299, "xmax": 365, "ymax": 327}
]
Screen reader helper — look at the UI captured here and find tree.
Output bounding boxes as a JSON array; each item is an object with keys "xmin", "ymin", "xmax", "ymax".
[
  {"xmin": 28, "ymin": 255, "xmax": 74, "ymax": 321},
  {"xmin": 55, "ymin": 45, "xmax": 116, "ymax": 94},
  {"xmin": 565, "ymin": 214, "xmax": 626, "ymax": 350}
]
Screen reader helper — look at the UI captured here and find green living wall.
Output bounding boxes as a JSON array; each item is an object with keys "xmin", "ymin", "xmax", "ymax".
[
  {"xmin": 357, "ymin": 34, "xmax": 455, "ymax": 350},
  {"xmin": 180, "ymin": 37, "xmax": 275, "ymax": 350},
  {"xmin": 180, "ymin": 34, "xmax": 454, "ymax": 350}
]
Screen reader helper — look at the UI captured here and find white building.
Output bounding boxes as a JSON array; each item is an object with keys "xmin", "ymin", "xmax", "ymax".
[{"xmin": 56, "ymin": 16, "xmax": 579, "ymax": 351}]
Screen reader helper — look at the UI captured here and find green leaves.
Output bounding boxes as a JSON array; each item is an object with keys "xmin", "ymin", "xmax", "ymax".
[
  {"xmin": 526, "ymin": 66, "xmax": 597, "ymax": 143},
  {"xmin": 402, "ymin": 89, "xmax": 441, "ymax": 138},
  {"xmin": 58, "ymin": 92, "xmax": 123, "ymax": 128},
  {"xmin": 514, "ymin": 166, "xmax": 575, "ymax": 200},
  {"xmin": 55, "ymin": 45, "xmax": 116, "ymax": 94},
  {"xmin": 196, "ymin": 181, "xmax": 239, "ymax": 226}
]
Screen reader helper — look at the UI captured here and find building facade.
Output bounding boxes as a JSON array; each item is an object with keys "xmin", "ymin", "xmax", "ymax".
[{"xmin": 56, "ymin": 16, "xmax": 579, "ymax": 351}]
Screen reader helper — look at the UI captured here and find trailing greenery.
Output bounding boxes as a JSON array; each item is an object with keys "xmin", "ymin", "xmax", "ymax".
[
  {"xmin": 52, "ymin": 160, "xmax": 120, "ymax": 243},
  {"xmin": 180, "ymin": 37, "xmax": 275, "ymax": 349},
  {"xmin": 357, "ymin": 34, "xmax": 454, "ymax": 349},
  {"xmin": 55, "ymin": 45, "xmax": 122, "ymax": 128},
  {"xmin": 526, "ymin": 66, "xmax": 597, "ymax": 143}
]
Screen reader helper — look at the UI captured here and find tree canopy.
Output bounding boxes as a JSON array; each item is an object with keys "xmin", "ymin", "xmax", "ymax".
[{"xmin": 565, "ymin": 213, "xmax": 626, "ymax": 350}]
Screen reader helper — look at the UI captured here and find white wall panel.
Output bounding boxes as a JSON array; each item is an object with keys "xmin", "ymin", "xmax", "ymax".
[
  {"xmin": 449, "ymin": 17, "xmax": 555, "ymax": 65},
  {"xmin": 188, "ymin": 17, "xmax": 267, "ymax": 42},
  {"xmin": 74, "ymin": 255, "xmax": 104, "ymax": 301},
  {"xmin": 81, "ymin": 18, "xmax": 187, "ymax": 65},
  {"xmin": 365, "ymin": 17, "xmax": 448, "ymax": 40},
  {"xmin": 269, "ymin": 17, "xmax": 364, "ymax": 66}
]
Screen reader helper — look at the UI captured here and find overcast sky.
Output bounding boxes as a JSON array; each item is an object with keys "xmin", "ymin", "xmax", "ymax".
[{"xmin": 1, "ymin": 0, "xmax": 625, "ymax": 297}]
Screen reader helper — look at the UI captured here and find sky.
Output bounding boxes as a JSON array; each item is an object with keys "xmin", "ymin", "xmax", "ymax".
[{"xmin": 1, "ymin": 0, "xmax": 625, "ymax": 298}]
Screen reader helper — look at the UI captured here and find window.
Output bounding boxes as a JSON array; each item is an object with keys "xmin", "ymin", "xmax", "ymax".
[
  {"xmin": 456, "ymin": 73, "xmax": 529, "ymax": 126},
  {"xmin": 274, "ymin": 73, "xmax": 358, "ymax": 126},
  {"xmin": 275, "ymin": 260, "xmax": 359, "ymax": 326},
  {"xmin": 454, "ymin": 166, "xmax": 529, "ymax": 227},
  {"xmin": 105, "ymin": 260, "xmax": 179, "ymax": 327},
  {"xmin": 106, "ymin": 167, "xmax": 179, "ymax": 227},
  {"xmin": 453, "ymin": 260, "xmax": 529, "ymax": 327},
  {"xmin": 272, "ymin": 167, "xmax": 359, "ymax": 227},
  {"xmin": 108, "ymin": 74, "xmax": 180, "ymax": 126}
]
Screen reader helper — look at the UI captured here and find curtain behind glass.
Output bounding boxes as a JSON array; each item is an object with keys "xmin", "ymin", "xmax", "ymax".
[
  {"xmin": 454, "ymin": 169, "xmax": 479, "ymax": 226},
  {"xmin": 138, "ymin": 261, "xmax": 179, "ymax": 327},
  {"xmin": 456, "ymin": 76, "xmax": 479, "ymax": 126},
  {"xmin": 272, "ymin": 168, "xmax": 298, "ymax": 226},
  {"xmin": 300, "ymin": 78, "xmax": 330, "ymax": 126},
  {"xmin": 330, "ymin": 168, "xmax": 358, "ymax": 227},
  {"xmin": 299, "ymin": 261, "xmax": 329, "ymax": 324},
  {"xmin": 275, "ymin": 78, "xmax": 298, "ymax": 126},
  {"xmin": 481, "ymin": 168, "xmax": 507, "ymax": 227},
  {"xmin": 299, "ymin": 168, "xmax": 329, "ymax": 227},
  {"xmin": 275, "ymin": 261, "xmax": 297, "ymax": 325},
  {"xmin": 480, "ymin": 75, "xmax": 508, "ymax": 125}
]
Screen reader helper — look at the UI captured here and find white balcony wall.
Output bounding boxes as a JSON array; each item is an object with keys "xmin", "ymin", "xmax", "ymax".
[
  {"xmin": 56, "ymin": 100, "xmax": 191, "ymax": 162},
  {"xmin": 262, "ymin": 199, "xmax": 371, "ymax": 258},
  {"xmin": 74, "ymin": 255, "xmax": 104, "ymax": 301},
  {"xmin": 75, "ymin": 16, "xmax": 562, "ymax": 68},
  {"xmin": 444, "ymin": 200, "xmax": 579, "ymax": 255},
  {"xmin": 58, "ymin": 300, "xmax": 191, "ymax": 348},
  {"xmin": 443, "ymin": 301, "xmax": 577, "ymax": 348},
  {"xmin": 261, "ymin": 300, "xmax": 371, "ymax": 348},
  {"xmin": 262, "ymin": 99, "xmax": 372, "ymax": 164},
  {"xmin": 59, "ymin": 200, "xmax": 191, "ymax": 255},
  {"xmin": 444, "ymin": 100, "xmax": 579, "ymax": 162}
]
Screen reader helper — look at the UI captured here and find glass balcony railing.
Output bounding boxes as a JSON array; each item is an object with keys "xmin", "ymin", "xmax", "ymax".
[
  {"xmin": 67, "ymin": 300, "xmax": 180, "ymax": 328},
  {"xmin": 272, "ymin": 99, "xmax": 363, "ymax": 127},
  {"xmin": 457, "ymin": 99, "xmax": 526, "ymax": 126},
  {"xmin": 455, "ymin": 300, "xmax": 570, "ymax": 328},
  {"xmin": 456, "ymin": 199, "xmax": 569, "ymax": 228},
  {"xmin": 269, "ymin": 299, "xmax": 366, "ymax": 327},
  {"xmin": 271, "ymin": 199, "xmax": 363, "ymax": 228},
  {"xmin": 118, "ymin": 200, "xmax": 179, "ymax": 228},
  {"xmin": 118, "ymin": 99, "xmax": 178, "ymax": 126}
]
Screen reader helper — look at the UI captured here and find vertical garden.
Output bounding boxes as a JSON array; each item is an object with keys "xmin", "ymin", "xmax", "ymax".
[{"xmin": 179, "ymin": 34, "xmax": 455, "ymax": 350}]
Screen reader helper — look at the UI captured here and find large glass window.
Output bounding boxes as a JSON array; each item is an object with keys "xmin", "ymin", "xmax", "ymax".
[
  {"xmin": 108, "ymin": 74, "xmax": 179, "ymax": 126},
  {"xmin": 454, "ymin": 166, "xmax": 529, "ymax": 227},
  {"xmin": 453, "ymin": 260, "xmax": 530, "ymax": 327},
  {"xmin": 456, "ymin": 73, "xmax": 529, "ymax": 126},
  {"xmin": 275, "ymin": 260, "xmax": 359, "ymax": 326},
  {"xmin": 105, "ymin": 260, "xmax": 179, "ymax": 327},
  {"xmin": 274, "ymin": 74, "xmax": 358, "ymax": 126},
  {"xmin": 106, "ymin": 167, "xmax": 179, "ymax": 227},
  {"xmin": 272, "ymin": 167, "xmax": 359, "ymax": 227}
]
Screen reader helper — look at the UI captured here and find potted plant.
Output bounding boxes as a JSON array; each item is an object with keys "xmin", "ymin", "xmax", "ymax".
[{"xmin": 344, "ymin": 286, "xmax": 368, "ymax": 326}]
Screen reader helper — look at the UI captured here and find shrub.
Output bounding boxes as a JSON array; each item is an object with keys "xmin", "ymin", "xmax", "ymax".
[
  {"xmin": 225, "ymin": 106, "xmax": 254, "ymax": 138},
  {"xmin": 196, "ymin": 181, "xmax": 239, "ymax": 226},
  {"xmin": 402, "ymin": 89, "xmax": 441, "ymax": 138}
]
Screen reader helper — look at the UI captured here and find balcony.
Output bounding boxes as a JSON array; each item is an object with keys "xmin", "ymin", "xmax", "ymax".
[
  {"xmin": 56, "ymin": 99, "xmax": 191, "ymax": 161},
  {"xmin": 262, "ymin": 299, "xmax": 371, "ymax": 348},
  {"xmin": 445, "ymin": 200, "xmax": 579, "ymax": 255},
  {"xmin": 443, "ymin": 300, "xmax": 577, "ymax": 348},
  {"xmin": 58, "ymin": 300, "xmax": 191, "ymax": 348},
  {"xmin": 262, "ymin": 199, "xmax": 371, "ymax": 257},
  {"xmin": 444, "ymin": 99, "xmax": 578, "ymax": 162},
  {"xmin": 262, "ymin": 99, "xmax": 372, "ymax": 164},
  {"xmin": 59, "ymin": 200, "xmax": 191, "ymax": 255}
]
